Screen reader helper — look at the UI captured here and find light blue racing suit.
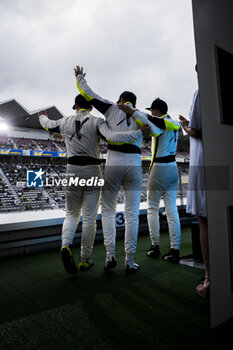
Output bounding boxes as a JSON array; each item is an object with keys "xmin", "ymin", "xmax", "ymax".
[{"xmin": 131, "ymin": 111, "xmax": 181, "ymax": 250}]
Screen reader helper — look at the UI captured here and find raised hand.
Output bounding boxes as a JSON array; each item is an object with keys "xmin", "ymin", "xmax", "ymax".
[{"xmin": 74, "ymin": 65, "xmax": 86, "ymax": 78}]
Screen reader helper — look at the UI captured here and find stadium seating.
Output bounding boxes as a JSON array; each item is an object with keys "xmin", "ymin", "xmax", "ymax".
[
  {"xmin": 0, "ymin": 136, "xmax": 66, "ymax": 152},
  {"xmin": 0, "ymin": 135, "xmax": 189, "ymax": 214},
  {"xmin": 0, "ymin": 158, "xmax": 65, "ymax": 213},
  {"xmin": 0, "ymin": 136, "xmax": 14, "ymax": 149},
  {"xmin": 54, "ymin": 140, "xmax": 66, "ymax": 151},
  {"xmin": 13, "ymin": 137, "xmax": 38, "ymax": 150},
  {"xmin": 35, "ymin": 139, "xmax": 59, "ymax": 152},
  {"xmin": 0, "ymin": 176, "xmax": 16, "ymax": 213}
]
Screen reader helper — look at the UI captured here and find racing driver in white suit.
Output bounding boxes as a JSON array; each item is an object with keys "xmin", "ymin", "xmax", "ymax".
[{"xmin": 38, "ymin": 94, "xmax": 149, "ymax": 275}]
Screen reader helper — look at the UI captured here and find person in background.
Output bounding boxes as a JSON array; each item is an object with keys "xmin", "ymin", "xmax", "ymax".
[{"xmin": 179, "ymin": 65, "xmax": 209, "ymax": 298}]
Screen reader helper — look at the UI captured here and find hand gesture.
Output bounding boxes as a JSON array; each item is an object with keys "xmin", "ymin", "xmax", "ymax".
[
  {"xmin": 38, "ymin": 110, "xmax": 48, "ymax": 117},
  {"xmin": 53, "ymin": 133, "xmax": 63, "ymax": 140},
  {"xmin": 179, "ymin": 115, "xmax": 189, "ymax": 128},
  {"xmin": 140, "ymin": 124, "xmax": 151, "ymax": 138},
  {"xmin": 74, "ymin": 65, "xmax": 86, "ymax": 78},
  {"xmin": 117, "ymin": 101, "xmax": 134, "ymax": 116}
]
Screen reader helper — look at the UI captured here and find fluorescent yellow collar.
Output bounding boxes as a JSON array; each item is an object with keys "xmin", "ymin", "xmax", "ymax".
[{"xmin": 79, "ymin": 109, "xmax": 89, "ymax": 113}]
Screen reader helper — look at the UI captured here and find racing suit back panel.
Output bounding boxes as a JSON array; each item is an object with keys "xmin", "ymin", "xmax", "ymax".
[{"xmin": 59, "ymin": 111, "xmax": 101, "ymax": 159}]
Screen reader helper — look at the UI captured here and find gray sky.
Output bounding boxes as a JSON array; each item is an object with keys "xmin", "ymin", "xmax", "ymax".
[{"xmin": 0, "ymin": 0, "xmax": 197, "ymax": 119}]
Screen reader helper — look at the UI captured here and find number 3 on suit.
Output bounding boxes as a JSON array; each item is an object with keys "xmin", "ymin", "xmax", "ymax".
[{"xmin": 115, "ymin": 212, "xmax": 125, "ymax": 226}]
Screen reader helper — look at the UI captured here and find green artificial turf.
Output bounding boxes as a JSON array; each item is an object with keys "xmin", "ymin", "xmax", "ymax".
[{"xmin": 0, "ymin": 227, "xmax": 226, "ymax": 350}]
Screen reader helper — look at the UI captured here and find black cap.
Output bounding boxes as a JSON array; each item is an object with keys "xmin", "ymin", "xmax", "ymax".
[
  {"xmin": 72, "ymin": 94, "xmax": 92, "ymax": 110},
  {"xmin": 117, "ymin": 91, "xmax": 137, "ymax": 107},
  {"xmin": 146, "ymin": 98, "xmax": 168, "ymax": 114}
]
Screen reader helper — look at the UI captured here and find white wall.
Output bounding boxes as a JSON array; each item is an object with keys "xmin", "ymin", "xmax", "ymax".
[{"xmin": 192, "ymin": 0, "xmax": 233, "ymax": 328}]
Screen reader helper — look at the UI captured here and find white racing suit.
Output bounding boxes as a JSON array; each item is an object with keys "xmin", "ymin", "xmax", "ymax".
[
  {"xmin": 39, "ymin": 111, "xmax": 142, "ymax": 261},
  {"xmin": 131, "ymin": 111, "xmax": 181, "ymax": 250},
  {"xmin": 76, "ymin": 75, "xmax": 145, "ymax": 267}
]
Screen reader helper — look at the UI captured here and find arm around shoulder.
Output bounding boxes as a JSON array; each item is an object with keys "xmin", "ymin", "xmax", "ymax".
[
  {"xmin": 132, "ymin": 110, "xmax": 162, "ymax": 137},
  {"xmin": 97, "ymin": 118, "xmax": 142, "ymax": 143}
]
